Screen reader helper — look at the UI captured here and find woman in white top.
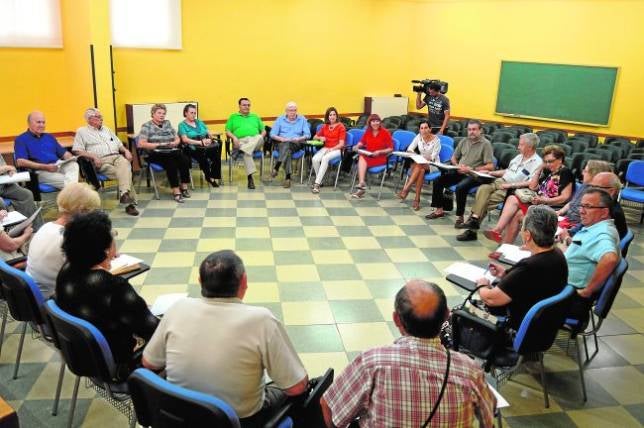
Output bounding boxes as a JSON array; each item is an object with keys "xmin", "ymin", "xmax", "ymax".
[
  {"xmin": 26, "ymin": 183, "xmax": 101, "ymax": 298},
  {"xmin": 396, "ymin": 121, "xmax": 441, "ymax": 210}
]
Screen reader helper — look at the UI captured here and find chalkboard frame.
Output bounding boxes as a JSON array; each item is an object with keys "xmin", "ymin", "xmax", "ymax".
[{"xmin": 495, "ymin": 61, "xmax": 618, "ymax": 127}]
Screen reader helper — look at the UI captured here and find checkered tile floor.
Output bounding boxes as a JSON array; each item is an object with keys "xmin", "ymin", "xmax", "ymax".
[{"xmin": 1, "ymin": 167, "xmax": 643, "ymax": 427}]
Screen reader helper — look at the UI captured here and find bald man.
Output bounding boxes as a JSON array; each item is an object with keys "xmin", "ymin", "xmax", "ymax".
[
  {"xmin": 321, "ymin": 280, "xmax": 495, "ymax": 428},
  {"xmin": 563, "ymin": 172, "xmax": 627, "ymax": 240},
  {"xmin": 14, "ymin": 111, "xmax": 79, "ymax": 189}
]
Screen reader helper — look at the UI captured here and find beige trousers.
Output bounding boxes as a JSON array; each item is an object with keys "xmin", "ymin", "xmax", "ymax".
[
  {"xmin": 98, "ymin": 154, "xmax": 137, "ymax": 201},
  {"xmin": 237, "ymin": 135, "xmax": 263, "ymax": 175}
]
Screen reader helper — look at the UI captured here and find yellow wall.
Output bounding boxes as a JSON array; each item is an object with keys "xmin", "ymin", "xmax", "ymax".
[
  {"xmin": 0, "ymin": 0, "xmax": 94, "ymax": 136},
  {"xmin": 1, "ymin": 0, "xmax": 643, "ymax": 139},
  {"xmin": 409, "ymin": 0, "xmax": 644, "ymax": 137}
]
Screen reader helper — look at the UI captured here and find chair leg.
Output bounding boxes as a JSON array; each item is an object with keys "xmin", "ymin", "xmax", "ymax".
[
  {"xmin": 334, "ymin": 163, "xmax": 342, "ymax": 190},
  {"xmin": 377, "ymin": 171, "xmax": 387, "ymax": 200},
  {"xmin": 350, "ymin": 167, "xmax": 358, "ymax": 193},
  {"xmin": 538, "ymin": 352, "xmax": 549, "ymax": 408},
  {"xmin": 52, "ymin": 361, "xmax": 66, "ymax": 415},
  {"xmin": 300, "ymin": 156, "xmax": 305, "ymax": 184},
  {"xmin": 0, "ymin": 306, "xmax": 7, "ymax": 359},
  {"xmin": 67, "ymin": 375, "xmax": 81, "ymax": 428},
  {"xmin": 12, "ymin": 322, "xmax": 27, "ymax": 380},
  {"xmin": 575, "ymin": 337, "xmax": 588, "ymax": 402},
  {"xmin": 149, "ymin": 168, "xmax": 160, "ymax": 200}
]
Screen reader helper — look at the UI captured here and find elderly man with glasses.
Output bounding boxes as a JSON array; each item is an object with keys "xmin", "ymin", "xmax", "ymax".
[
  {"xmin": 562, "ymin": 187, "xmax": 620, "ymax": 324},
  {"xmin": 73, "ymin": 108, "xmax": 138, "ymax": 216}
]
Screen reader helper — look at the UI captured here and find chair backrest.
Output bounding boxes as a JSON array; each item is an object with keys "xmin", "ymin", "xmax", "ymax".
[
  {"xmin": 620, "ymin": 228, "xmax": 634, "ymax": 257},
  {"xmin": 593, "ymin": 258, "xmax": 628, "ymax": 320},
  {"xmin": 343, "ymin": 132, "xmax": 354, "ymax": 149},
  {"xmin": 438, "ymin": 134, "xmax": 454, "ymax": 149},
  {"xmin": 625, "ymin": 160, "xmax": 644, "ymax": 186},
  {"xmin": 315, "ymin": 123, "xmax": 323, "ymax": 134},
  {"xmin": 0, "ymin": 259, "xmax": 46, "ymax": 325},
  {"xmin": 513, "ymin": 285, "xmax": 575, "ymax": 354},
  {"xmin": 388, "ymin": 138, "xmax": 402, "ymax": 166},
  {"xmin": 438, "ymin": 144, "xmax": 454, "ymax": 163},
  {"xmin": 499, "ymin": 148, "xmax": 519, "ymax": 169},
  {"xmin": 347, "ymin": 129, "xmax": 365, "ymax": 146},
  {"xmin": 44, "ymin": 300, "xmax": 117, "ymax": 382},
  {"xmin": 391, "ymin": 130, "xmax": 415, "ymax": 152},
  {"xmin": 128, "ymin": 368, "xmax": 241, "ymax": 428},
  {"xmin": 354, "ymin": 114, "xmax": 369, "ymax": 128}
]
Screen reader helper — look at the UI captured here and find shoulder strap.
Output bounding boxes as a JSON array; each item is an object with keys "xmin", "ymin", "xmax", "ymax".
[{"xmin": 422, "ymin": 347, "xmax": 451, "ymax": 428}]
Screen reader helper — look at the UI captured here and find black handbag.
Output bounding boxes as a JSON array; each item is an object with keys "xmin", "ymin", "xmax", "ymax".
[{"xmin": 450, "ymin": 285, "xmax": 507, "ymax": 360}]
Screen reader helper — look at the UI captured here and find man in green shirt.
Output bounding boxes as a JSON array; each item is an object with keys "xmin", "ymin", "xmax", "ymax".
[{"xmin": 225, "ymin": 98, "xmax": 266, "ymax": 189}]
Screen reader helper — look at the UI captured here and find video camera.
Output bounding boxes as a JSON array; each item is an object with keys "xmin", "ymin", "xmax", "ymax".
[{"xmin": 412, "ymin": 79, "xmax": 448, "ymax": 94}]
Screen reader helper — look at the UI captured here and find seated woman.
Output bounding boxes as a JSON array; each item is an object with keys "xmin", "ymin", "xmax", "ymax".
[
  {"xmin": 484, "ymin": 145, "xmax": 574, "ymax": 244},
  {"xmin": 395, "ymin": 121, "xmax": 441, "ymax": 210},
  {"xmin": 311, "ymin": 107, "xmax": 346, "ymax": 194},
  {"xmin": 557, "ymin": 160, "xmax": 611, "ymax": 229},
  {"xmin": 178, "ymin": 104, "xmax": 222, "ymax": 188},
  {"xmin": 478, "ymin": 205, "xmax": 568, "ymax": 331},
  {"xmin": 138, "ymin": 103, "xmax": 192, "ymax": 203},
  {"xmin": 56, "ymin": 210, "xmax": 159, "ymax": 380},
  {"xmin": 0, "ymin": 210, "xmax": 33, "ymax": 264},
  {"xmin": 351, "ymin": 114, "xmax": 394, "ymax": 199},
  {"xmin": 26, "ymin": 183, "xmax": 101, "ymax": 299}
]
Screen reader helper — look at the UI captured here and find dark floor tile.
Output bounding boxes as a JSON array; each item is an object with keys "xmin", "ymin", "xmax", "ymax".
[
  {"xmin": 127, "ymin": 228, "xmax": 167, "ymax": 239},
  {"xmin": 625, "ymin": 403, "xmax": 644, "ymax": 424},
  {"xmin": 236, "ymin": 238, "xmax": 273, "ymax": 251},
  {"xmin": 200, "ymin": 227, "xmax": 236, "ymax": 238},
  {"xmin": 168, "ymin": 217, "xmax": 204, "ymax": 228},
  {"xmin": 274, "ymin": 251, "xmax": 315, "ymax": 265},
  {"xmin": 237, "ymin": 217, "xmax": 269, "ymax": 227},
  {"xmin": 335, "ymin": 226, "xmax": 372, "ymax": 237},
  {"xmin": 317, "ymin": 264, "xmax": 362, "ymax": 281},
  {"xmin": 350, "ymin": 249, "xmax": 391, "ymax": 263},
  {"xmin": 330, "ymin": 300, "xmax": 384, "ymax": 323},
  {"xmin": 300, "ymin": 216, "xmax": 334, "ymax": 226},
  {"xmin": 307, "ymin": 237, "xmax": 346, "ymax": 250},
  {"xmin": 505, "ymin": 412, "xmax": 576, "ymax": 428},
  {"xmin": 286, "ymin": 325, "xmax": 344, "ymax": 353},
  {"xmin": 270, "ymin": 227, "xmax": 306, "ymax": 238}
]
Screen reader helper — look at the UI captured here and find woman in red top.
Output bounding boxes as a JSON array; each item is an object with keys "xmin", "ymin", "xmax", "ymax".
[
  {"xmin": 311, "ymin": 107, "xmax": 346, "ymax": 194},
  {"xmin": 351, "ymin": 114, "xmax": 393, "ymax": 199}
]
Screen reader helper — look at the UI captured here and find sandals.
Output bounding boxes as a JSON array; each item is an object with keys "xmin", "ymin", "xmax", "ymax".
[
  {"xmin": 173, "ymin": 193, "xmax": 184, "ymax": 203},
  {"xmin": 356, "ymin": 183, "xmax": 366, "ymax": 191},
  {"xmin": 412, "ymin": 200, "xmax": 420, "ymax": 211},
  {"xmin": 425, "ymin": 211, "xmax": 445, "ymax": 220},
  {"xmin": 483, "ymin": 230, "xmax": 503, "ymax": 244},
  {"xmin": 181, "ymin": 189, "xmax": 191, "ymax": 198},
  {"xmin": 312, "ymin": 183, "xmax": 320, "ymax": 194},
  {"xmin": 396, "ymin": 190, "xmax": 409, "ymax": 201}
]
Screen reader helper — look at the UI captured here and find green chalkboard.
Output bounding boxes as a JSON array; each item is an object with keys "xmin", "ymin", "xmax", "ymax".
[{"xmin": 495, "ymin": 61, "xmax": 618, "ymax": 126}]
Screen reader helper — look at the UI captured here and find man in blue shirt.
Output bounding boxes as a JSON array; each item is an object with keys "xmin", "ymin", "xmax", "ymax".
[
  {"xmin": 564, "ymin": 188, "xmax": 620, "ymax": 324},
  {"xmin": 14, "ymin": 111, "xmax": 79, "ymax": 189},
  {"xmin": 269, "ymin": 102, "xmax": 310, "ymax": 188}
]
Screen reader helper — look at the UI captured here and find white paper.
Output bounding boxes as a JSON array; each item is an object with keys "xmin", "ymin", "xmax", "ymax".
[
  {"xmin": 150, "ymin": 293, "xmax": 188, "ymax": 316},
  {"xmin": 557, "ymin": 216, "xmax": 565, "ymax": 222},
  {"xmin": 430, "ymin": 161, "xmax": 459, "ymax": 170},
  {"xmin": 55, "ymin": 156, "xmax": 78, "ymax": 169},
  {"xmin": 496, "ymin": 244, "xmax": 531, "ymax": 263},
  {"xmin": 445, "ymin": 262, "xmax": 495, "ymax": 283},
  {"xmin": 2, "ymin": 211, "xmax": 27, "ymax": 227},
  {"xmin": 0, "ymin": 171, "xmax": 31, "ymax": 185},
  {"xmin": 110, "ymin": 254, "xmax": 143, "ymax": 273},
  {"xmin": 488, "ymin": 383, "xmax": 510, "ymax": 408},
  {"xmin": 392, "ymin": 151, "xmax": 412, "ymax": 158},
  {"xmin": 7, "ymin": 207, "xmax": 42, "ymax": 238},
  {"xmin": 470, "ymin": 170, "xmax": 495, "ymax": 179},
  {"xmin": 357, "ymin": 149, "xmax": 374, "ymax": 156},
  {"xmin": 393, "ymin": 151, "xmax": 430, "ymax": 165}
]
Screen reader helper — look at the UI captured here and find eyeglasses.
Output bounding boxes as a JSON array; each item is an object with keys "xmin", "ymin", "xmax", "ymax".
[
  {"xmin": 591, "ymin": 185, "xmax": 613, "ymax": 190},
  {"xmin": 543, "ymin": 158, "xmax": 559, "ymax": 164},
  {"xmin": 90, "ymin": 115, "xmax": 103, "ymax": 119},
  {"xmin": 579, "ymin": 204, "xmax": 607, "ymax": 210},
  {"xmin": 240, "ymin": 104, "xmax": 250, "ymax": 107}
]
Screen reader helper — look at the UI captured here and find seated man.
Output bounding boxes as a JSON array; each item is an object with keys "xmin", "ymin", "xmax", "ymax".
[
  {"xmin": 73, "ymin": 108, "xmax": 138, "ymax": 216},
  {"xmin": 143, "ymin": 250, "xmax": 309, "ymax": 427},
  {"xmin": 567, "ymin": 171, "xmax": 626, "ymax": 239},
  {"xmin": 564, "ymin": 188, "xmax": 620, "ymax": 323},
  {"xmin": 321, "ymin": 280, "xmax": 495, "ymax": 428},
  {"xmin": 456, "ymin": 132, "xmax": 542, "ymax": 241},
  {"xmin": 225, "ymin": 98, "xmax": 266, "ymax": 189},
  {"xmin": 0, "ymin": 156, "xmax": 43, "ymax": 230},
  {"xmin": 426, "ymin": 120, "xmax": 494, "ymax": 226},
  {"xmin": 269, "ymin": 101, "xmax": 310, "ymax": 188},
  {"xmin": 14, "ymin": 111, "xmax": 79, "ymax": 189}
]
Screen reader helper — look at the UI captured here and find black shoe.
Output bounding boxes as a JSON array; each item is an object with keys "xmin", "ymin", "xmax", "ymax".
[
  {"xmin": 125, "ymin": 204, "xmax": 139, "ymax": 216},
  {"xmin": 207, "ymin": 178, "xmax": 220, "ymax": 188},
  {"xmin": 181, "ymin": 189, "xmax": 191, "ymax": 198},
  {"xmin": 456, "ymin": 229, "xmax": 478, "ymax": 241},
  {"xmin": 455, "ymin": 216, "xmax": 480, "ymax": 230},
  {"xmin": 248, "ymin": 176, "xmax": 255, "ymax": 189},
  {"xmin": 119, "ymin": 191, "xmax": 134, "ymax": 204}
]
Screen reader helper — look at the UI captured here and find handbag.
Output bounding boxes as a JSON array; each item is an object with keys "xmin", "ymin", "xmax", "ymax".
[
  {"xmin": 450, "ymin": 285, "xmax": 507, "ymax": 360},
  {"xmin": 515, "ymin": 188, "xmax": 537, "ymax": 204}
]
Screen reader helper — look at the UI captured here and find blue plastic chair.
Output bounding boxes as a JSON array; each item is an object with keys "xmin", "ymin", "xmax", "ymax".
[
  {"xmin": 0, "ymin": 259, "xmax": 66, "ymax": 415},
  {"xmin": 563, "ymin": 258, "xmax": 629, "ymax": 402},
  {"xmin": 44, "ymin": 300, "xmax": 136, "ymax": 428},
  {"xmin": 225, "ymin": 135, "xmax": 265, "ymax": 184},
  {"xmin": 347, "ymin": 128, "xmax": 365, "ymax": 147},
  {"xmin": 13, "ymin": 153, "xmax": 58, "ymax": 203},
  {"xmin": 313, "ymin": 132, "xmax": 354, "ymax": 190},
  {"xmin": 490, "ymin": 285, "xmax": 575, "ymax": 408},
  {"xmin": 270, "ymin": 142, "xmax": 306, "ymax": 184},
  {"xmin": 128, "ymin": 368, "xmax": 246, "ymax": 428},
  {"xmin": 620, "ymin": 228, "xmax": 634, "ymax": 257},
  {"xmin": 422, "ymin": 144, "xmax": 454, "ymax": 184},
  {"xmin": 618, "ymin": 160, "xmax": 644, "ymax": 223},
  {"xmin": 134, "ymin": 137, "xmax": 194, "ymax": 200}
]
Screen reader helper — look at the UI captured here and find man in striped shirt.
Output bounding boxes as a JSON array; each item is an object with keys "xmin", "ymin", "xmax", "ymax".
[
  {"xmin": 321, "ymin": 280, "xmax": 495, "ymax": 427},
  {"xmin": 73, "ymin": 108, "xmax": 138, "ymax": 216}
]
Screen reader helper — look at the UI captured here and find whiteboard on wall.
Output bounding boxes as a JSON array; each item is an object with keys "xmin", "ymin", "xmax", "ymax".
[
  {"xmin": 126, "ymin": 101, "xmax": 199, "ymax": 134},
  {"xmin": 364, "ymin": 96, "xmax": 408, "ymax": 118}
]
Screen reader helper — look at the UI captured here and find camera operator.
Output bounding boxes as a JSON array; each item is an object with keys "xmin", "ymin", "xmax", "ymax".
[{"xmin": 415, "ymin": 82, "xmax": 451, "ymax": 135}]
